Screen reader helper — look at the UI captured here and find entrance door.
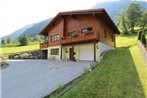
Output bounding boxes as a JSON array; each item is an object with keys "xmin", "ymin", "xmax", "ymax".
[{"xmin": 69, "ymin": 48, "xmax": 74, "ymax": 60}]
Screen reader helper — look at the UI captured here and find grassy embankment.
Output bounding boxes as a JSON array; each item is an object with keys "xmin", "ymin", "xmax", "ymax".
[
  {"xmin": 47, "ymin": 36, "xmax": 147, "ymax": 98},
  {"xmin": 0, "ymin": 44, "xmax": 40, "ymax": 54}
]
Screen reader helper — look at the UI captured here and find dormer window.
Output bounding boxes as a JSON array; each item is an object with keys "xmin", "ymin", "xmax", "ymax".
[{"xmin": 81, "ymin": 27, "xmax": 93, "ymax": 33}]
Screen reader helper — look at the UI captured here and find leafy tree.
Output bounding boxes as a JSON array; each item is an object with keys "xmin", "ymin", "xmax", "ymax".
[
  {"xmin": 33, "ymin": 35, "xmax": 41, "ymax": 42},
  {"xmin": 115, "ymin": 9, "xmax": 128, "ymax": 34},
  {"xmin": 126, "ymin": 3, "xmax": 142, "ymax": 34},
  {"xmin": 139, "ymin": 10, "xmax": 147, "ymax": 30},
  {"xmin": 18, "ymin": 34, "xmax": 30, "ymax": 46},
  {"xmin": 1, "ymin": 39, "xmax": 6, "ymax": 45},
  {"xmin": 40, "ymin": 35, "xmax": 47, "ymax": 42}
]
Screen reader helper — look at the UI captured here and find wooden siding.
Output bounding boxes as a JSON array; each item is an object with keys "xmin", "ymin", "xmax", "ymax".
[
  {"xmin": 41, "ymin": 14, "xmax": 116, "ymax": 48},
  {"xmin": 98, "ymin": 19, "xmax": 115, "ymax": 47}
]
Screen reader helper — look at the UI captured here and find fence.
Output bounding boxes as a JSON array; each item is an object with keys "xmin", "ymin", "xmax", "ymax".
[{"xmin": 137, "ymin": 41, "xmax": 147, "ymax": 64}]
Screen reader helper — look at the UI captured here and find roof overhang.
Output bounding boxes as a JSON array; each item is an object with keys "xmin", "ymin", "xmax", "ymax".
[{"xmin": 39, "ymin": 9, "xmax": 120, "ymax": 35}]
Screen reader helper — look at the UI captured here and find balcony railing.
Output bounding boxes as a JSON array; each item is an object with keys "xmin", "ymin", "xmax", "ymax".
[
  {"xmin": 61, "ymin": 31, "xmax": 97, "ymax": 44},
  {"xmin": 40, "ymin": 42, "xmax": 48, "ymax": 49}
]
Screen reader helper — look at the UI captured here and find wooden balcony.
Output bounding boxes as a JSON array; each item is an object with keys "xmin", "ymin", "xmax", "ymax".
[
  {"xmin": 61, "ymin": 31, "xmax": 98, "ymax": 44},
  {"xmin": 40, "ymin": 42, "xmax": 48, "ymax": 49}
]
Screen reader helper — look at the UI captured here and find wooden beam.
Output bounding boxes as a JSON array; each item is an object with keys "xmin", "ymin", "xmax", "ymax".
[
  {"xmin": 71, "ymin": 14, "xmax": 78, "ymax": 20},
  {"xmin": 94, "ymin": 41, "xmax": 96, "ymax": 61},
  {"xmin": 114, "ymin": 35, "xmax": 116, "ymax": 48},
  {"xmin": 60, "ymin": 45, "xmax": 62, "ymax": 60}
]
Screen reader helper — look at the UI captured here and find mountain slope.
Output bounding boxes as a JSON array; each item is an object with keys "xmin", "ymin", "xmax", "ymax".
[
  {"xmin": 92, "ymin": 0, "xmax": 147, "ymax": 20},
  {"xmin": 1, "ymin": 24, "xmax": 33, "ymax": 40},
  {"xmin": 22, "ymin": 18, "xmax": 52, "ymax": 37}
]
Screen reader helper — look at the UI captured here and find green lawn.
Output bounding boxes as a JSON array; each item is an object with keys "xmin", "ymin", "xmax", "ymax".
[
  {"xmin": 0, "ymin": 44, "xmax": 40, "ymax": 54},
  {"xmin": 51, "ymin": 36, "xmax": 147, "ymax": 98}
]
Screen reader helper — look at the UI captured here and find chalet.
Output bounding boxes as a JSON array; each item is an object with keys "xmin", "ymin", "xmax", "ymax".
[{"xmin": 39, "ymin": 9, "xmax": 120, "ymax": 61}]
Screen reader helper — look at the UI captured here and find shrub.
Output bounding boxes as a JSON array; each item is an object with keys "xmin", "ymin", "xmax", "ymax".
[
  {"xmin": 141, "ymin": 33, "xmax": 146, "ymax": 45},
  {"xmin": 18, "ymin": 34, "xmax": 30, "ymax": 46},
  {"xmin": 138, "ymin": 31, "xmax": 142, "ymax": 40}
]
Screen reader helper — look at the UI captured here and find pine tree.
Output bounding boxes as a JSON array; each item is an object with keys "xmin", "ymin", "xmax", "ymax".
[{"xmin": 1, "ymin": 39, "xmax": 6, "ymax": 45}]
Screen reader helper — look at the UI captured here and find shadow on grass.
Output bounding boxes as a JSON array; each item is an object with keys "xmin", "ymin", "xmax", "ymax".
[
  {"xmin": 118, "ymin": 43, "xmax": 137, "ymax": 49},
  {"xmin": 119, "ymin": 33, "xmax": 137, "ymax": 37}
]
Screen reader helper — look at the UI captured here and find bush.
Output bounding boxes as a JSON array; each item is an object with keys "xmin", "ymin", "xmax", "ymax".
[
  {"xmin": 141, "ymin": 33, "xmax": 146, "ymax": 45},
  {"xmin": 18, "ymin": 34, "xmax": 30, "ymax": 46},
  {"xmin": 138, "ymin": 31, "xmax": 142, "ymax": 40}
]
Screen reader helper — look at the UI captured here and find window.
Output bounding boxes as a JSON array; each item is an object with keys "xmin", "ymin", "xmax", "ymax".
[
  {"xmin": 51, "ymin": 48, "xmax": 59, "ymax": 55},
  {"xmin": 81, "ymin": 27, "xmax": 93, "ymax": 33},
  {"xmin": 51, "ymin": 35, "xmax": 60, "ymax": 42}
]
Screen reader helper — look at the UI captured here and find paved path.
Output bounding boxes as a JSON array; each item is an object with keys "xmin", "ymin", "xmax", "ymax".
[{"xmin": 1, "ymin": 60, "xmax": 91, "ymax": 98}]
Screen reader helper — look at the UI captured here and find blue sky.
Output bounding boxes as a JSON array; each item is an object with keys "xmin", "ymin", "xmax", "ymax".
[{"xmin": 0, "ymin": 0, "xmax": 146, "ymax": 37}]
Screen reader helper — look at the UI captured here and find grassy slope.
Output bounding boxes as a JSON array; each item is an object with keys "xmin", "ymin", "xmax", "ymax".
[
  {"xmin": 0, "ymin": 44, "xmax": 40, "ymax": 54},
  {"xmin": 58, "ymin": 36, "xmax": 147, "ymax": 98}
]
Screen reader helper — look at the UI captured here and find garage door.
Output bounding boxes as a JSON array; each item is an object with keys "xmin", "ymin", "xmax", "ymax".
[{"xmin": 80, "ymin": 44, "xmax": 94, "ymax": 61}]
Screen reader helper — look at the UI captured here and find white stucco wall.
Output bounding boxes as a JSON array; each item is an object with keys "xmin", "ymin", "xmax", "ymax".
[
  {"xmin": 61, "ymin": 42, "xmax": 114, "ymax": 61},
  {"xmin": 48, "ymin": 45, "xmax": 61, "ymax": 60},
  {"xmin": 74, "ymin": 45, "xmax": 80, "ymax": 60},
  {"xmin": 96, "ymin": 42, "xmax": 114, "ymax": 61}
]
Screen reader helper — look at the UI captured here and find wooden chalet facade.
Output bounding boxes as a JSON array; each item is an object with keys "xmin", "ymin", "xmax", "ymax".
[{"xmin": 39, "ymin": 9, "xmax": 120, "ymax": 61}]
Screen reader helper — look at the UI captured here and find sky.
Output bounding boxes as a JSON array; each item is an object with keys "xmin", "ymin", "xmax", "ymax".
[{"xmin": 0, "ymin": 0, "xmax": 146, "ymax": 38}]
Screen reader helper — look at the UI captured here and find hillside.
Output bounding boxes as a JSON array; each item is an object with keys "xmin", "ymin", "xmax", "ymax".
[
  {"xmin": 1, "ymin": 24, "xmax": 33, "ymax": 40},
  {"xmin": 92, "ymin": 0, "xmax": 147, "ymax": 20},
  {"xmin": 22, "ymin": 18, "xmax": 52, "ymax": 37},
  {"xmin": 1, "ymin": 18, "xmax": 52, "ymax": 40}
]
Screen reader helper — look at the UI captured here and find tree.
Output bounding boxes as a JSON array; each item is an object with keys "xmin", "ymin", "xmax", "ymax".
[
  {"xmin": 139, "ymin": 10, "xmax": 147, "ymax": 30},
  {"xmin": 13, "ymin": 39, "xmax": 19, "ymax": 45},
  {"xmin": 32, "ymin": 35, "xmax": 41, "ymax": 42},
  {"xmin": 18, "ymin": 34, "xmax": 30, "ymax": 46},
  {"xmin": 126, "ymin": 3, "xmax": 142, "ymax": 34},
  {"xmin": 7, "ymin": 37, "xmax": 12, "ymax": 44},
  {"xmin": 141, "ymin": 32, "xmax": 146, "ymax": 45},
  {"xmin": 138, "ymin": 31, "xmax": 142, "ymax": 40},
  {"xmin": 1, "ymin": 39, "xmax": 6, "ymax": 45},
  {"xmin": 115, "ymin": 9, "xmax": 128, "ymax": 34}
]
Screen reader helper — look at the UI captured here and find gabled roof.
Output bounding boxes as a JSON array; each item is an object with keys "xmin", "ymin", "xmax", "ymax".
[{"xmin": 39, "ymin": 8, "xmax": 120, "ymax": 35}]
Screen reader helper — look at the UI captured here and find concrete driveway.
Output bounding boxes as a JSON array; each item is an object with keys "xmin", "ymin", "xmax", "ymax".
[{"xmin": 1, "ymin": 60, "xmax": 91, "ymax": 98}]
